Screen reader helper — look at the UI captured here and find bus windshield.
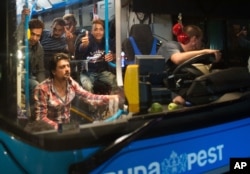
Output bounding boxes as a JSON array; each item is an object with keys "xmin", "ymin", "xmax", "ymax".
[{"xmin": 0, "ymin": 2, "xmax": 249, "ymax": 173}]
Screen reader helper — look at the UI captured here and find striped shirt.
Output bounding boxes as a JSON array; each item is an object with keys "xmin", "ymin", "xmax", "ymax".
[
  {"xmin": 40, "ymin": 29, "xmax": 67, "ymax": 52},
  {"xmin": 40, "ymin": 30, "xmax": 68, "ymax": 72},
  {"xmin": 34, "ymin": 77, "xmax": 109, "ymax": 129}
]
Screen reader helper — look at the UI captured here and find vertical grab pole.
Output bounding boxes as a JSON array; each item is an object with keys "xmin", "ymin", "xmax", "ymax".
[
  {"xmin": 104, "ymin": 0, "xmax": 109, "ymax": 54},
  {"xmin": 114, "ymin": 0, "xmax": 123, "ymax": 86},
  {"xmin": 105, "ymin": 0, "xmax": 116, "ymax": 69},
  {"xmin": 24, "ymin": 1, "xmax": 30, "ymax": 117},
  {"xmin": 105, "ymin": 0, "xmax": 123, "ymax": 86},
  {"xmin": 105, "ymin": 0, "xmax": 124, "ymax": 119}
]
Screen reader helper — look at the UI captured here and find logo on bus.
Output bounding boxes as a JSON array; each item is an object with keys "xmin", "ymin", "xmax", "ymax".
[{"xmin": 105, "ymin": 144, "xmax": 224, "ymax": 174}]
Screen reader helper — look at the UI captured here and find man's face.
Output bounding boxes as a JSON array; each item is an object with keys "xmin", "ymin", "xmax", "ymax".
[
  {"xmin": 91, "ymin": 23, "xmax": 104, "ymax": 41},
  {"xmin": 194, "ymin": 37, "xmax": 203, "ymax": 50},
  {"xmin": 190, "ymin": 36, "xmax": 203, "ymax": 50},
  {"xmin": 29, "ymin": 28, "xmax": 43, "ymax": 46},
  {"xmin": 53, "ymin": 59, "xmax": 71, "ymax": 80},
  {"xmin": 51, "ymin": 23, "xmax": 65, "ymax": 38}
]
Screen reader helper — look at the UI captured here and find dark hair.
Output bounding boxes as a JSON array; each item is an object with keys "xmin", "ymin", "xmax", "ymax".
[
  {"xmin": 51, "ymin": 17, "xmax": 66, "ymax": 27},
  {"xmin": 29, "ymin": 19, "xmax": 44, "ymax": 30},
  {"xmin": 92, "ymin": 19, "xmax": 104, "ymax": 29},
  {"xmin": 49, "ymin": 52, "xmax": 70, "ymax": 78}
]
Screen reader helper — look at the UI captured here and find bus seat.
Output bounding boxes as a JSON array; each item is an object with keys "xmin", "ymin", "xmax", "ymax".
[{"xmin": 122, "ymin": 24, "xmax": 157, "ymax": 63}]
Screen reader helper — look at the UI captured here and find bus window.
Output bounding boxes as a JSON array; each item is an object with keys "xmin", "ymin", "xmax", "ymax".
[
  {"xmin": 0, "ymin": 1, "xmax": 250, "ymax": 174},
  {"xmin": 0, "ymin": 0, "xmax": 249, "ymax": 133},
  {"xmin": 13, "ymin": 0, "xmax": 123, "ymax": 133}
]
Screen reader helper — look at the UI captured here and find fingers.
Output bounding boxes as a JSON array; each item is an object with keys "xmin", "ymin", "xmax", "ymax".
[
  {"xmin": 65, "ymin": 26, "xmax": 74, "ymax": 34},
  {"xmin": 69, "ymin": 25, "xmax": 74, "ymax": 33},
  {"xmin": 81, "ymin": 32, "xmax": 89, "ymax": 47},
  {"xmin": 81, "ymin": 38, "xmax": 89, "ymax": 47},
  {"xmin": 64, "ymin": 26, "xmax": 69, "ymax": 32},
  {"xmin": 108, "ymin": 97, "xmax": 114, "ymax": 115},
  {"xmin": 104, "ymin": 53, "xmax": 113, "ymax": 62},
  {"xmin": 108, "ymin": 95, "xmax": 119, "ymax": 115},
  {"xmin": 64, "ymin": 28, "xmax": 74, "ymax": 39},
  {"xmin": 117, "ymin": 88, "xmax": 125, "ymax": 109},
  {"xmin": 64, "ymin": 26, "xmax": 75, "ymax": 40},
  {"xmin": 22, "ymin": 8, "xmax": 30, "ymax": 16},
  {"xmin": 172, "ymin": 95, "xmax": 185, "ymax": 105},
  {"xmin": 214, "ymin": 50, "xmax": 222, "ymax": 62}
]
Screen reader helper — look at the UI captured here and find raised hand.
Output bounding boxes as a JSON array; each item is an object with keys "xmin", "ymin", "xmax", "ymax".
[
  {"xmin": 81, "ymin": 31, "xmax": 89, "ymax": 48},
  {"xmin": 64, "ymin": 25, "xmax": 74, "ymax": 40},
  {"xmin": 21, "ymin": 7, "xmax": 30, "ymax": 22}
]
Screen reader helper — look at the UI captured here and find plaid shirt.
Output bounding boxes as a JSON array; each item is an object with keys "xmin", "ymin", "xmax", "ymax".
[{"xmin": 34, "ymin": 77, "xmax": 109, "ymax": 128}]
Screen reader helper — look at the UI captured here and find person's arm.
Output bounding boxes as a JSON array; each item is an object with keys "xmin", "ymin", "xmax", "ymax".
[
  {"xmin": 34, "ymin": 85, "xmax": 58, "ymax": 129},
  {"xmin": 78, "ymin": 31, "xmax": 90, "ymax": 54},
  {"xmin": 16, "ymin": 8, "xmax": 30, "ymax": 44},
  {"xmin": 66, "ymin": 35, "xmax": 76, "ymax": 56},
  {"xmin": 72, "ymin": 79, "xmax": 119, "ymax": 115},
  {"xmin": 65, "ymin": 26, "xmax": 77, "ymax": 55},
  {"xmin": 73, "ymin": 79, "xmax": 109, "ymax": 104},
  {"xmin": 171, "ymin": 49, "xmax": 221, "ymax": 65},
  {"xmin": 157, "ymin": 41, "xmax": 181, "ymax": 63}
]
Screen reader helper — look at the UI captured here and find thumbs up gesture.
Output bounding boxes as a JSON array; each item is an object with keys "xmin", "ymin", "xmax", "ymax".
[{"xmin": 81, "ymin": 30, "xmax": 89, "ymax": 48}]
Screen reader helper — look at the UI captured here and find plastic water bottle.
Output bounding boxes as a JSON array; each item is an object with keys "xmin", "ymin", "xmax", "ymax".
[{"xmin": 121, "ymin": 51, "xmax": 125, "ymax": 68}]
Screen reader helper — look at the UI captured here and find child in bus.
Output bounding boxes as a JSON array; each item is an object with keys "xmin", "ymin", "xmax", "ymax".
[
  {"xmin": 76, "ymin": 19, "xmax": 117, "ymax": 94},
  {"xmin": 157, "ymin": 24, "xmax": 222, "ymax": 105},
  {"xmin": 33, "ymin": 52, "xmax": 121, "ymax": 130}
]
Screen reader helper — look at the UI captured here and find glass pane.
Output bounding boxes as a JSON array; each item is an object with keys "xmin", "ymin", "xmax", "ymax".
[
  {"xmin": 0, "ymin": 1, "xmax": 250, "ymax": 173},
  {"xmin": 12, "ymin": 0, "xmax": 126, "ymax": 133}
]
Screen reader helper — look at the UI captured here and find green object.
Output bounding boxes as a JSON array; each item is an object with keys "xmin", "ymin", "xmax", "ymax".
[
  {"xmin": 150, "ymin": 102, "xmax": 163, "ymax": 113},
  {"xmin": 168, "ymin": 102, "xmax": 180, "ymax": 111}
]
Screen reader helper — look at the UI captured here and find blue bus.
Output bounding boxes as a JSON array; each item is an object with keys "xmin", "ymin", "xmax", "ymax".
[{"xmin": 0, "ymin": 0, "xmax": 250, "ymax": 173}]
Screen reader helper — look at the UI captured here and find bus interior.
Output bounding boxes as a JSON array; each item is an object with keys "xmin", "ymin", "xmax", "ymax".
[{"xmin": 0, "ymin": 0, "xmax": 250, "ymax": 173}]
